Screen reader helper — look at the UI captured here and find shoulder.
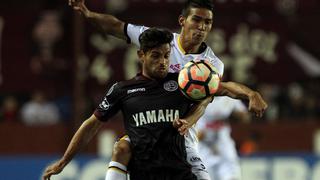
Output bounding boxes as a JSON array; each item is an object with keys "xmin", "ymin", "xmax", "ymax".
[
  {"xmin": 127, "ymin": 23, "xmax": 149, "ymax": 33},
  {"xmin": 204, "ymin": 47, "xmax": 224, "ymax": 76},
  {"xmin": 111, "ymin": 76, "xmax": 141, "ymax": 91},
  {"xmin": 112, "ymin": 75, "xmax": 152, "ymax": 93},
  {"xmin": 105, "ymin": 77, "xmax": 136, "ymax": 95}
]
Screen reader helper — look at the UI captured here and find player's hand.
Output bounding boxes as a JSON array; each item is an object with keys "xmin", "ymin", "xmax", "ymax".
[
  {"xmin": 42, "ymin": 161, "xmax": 65, "ymax": 180},
  {"xmin": 248, "ymin": 91, "xmax": 268, "ymax": 118},
  {"xmin": 68, "ymin": 0, "xmax": 90, "ymax": 17},
  {"xmin": 173, "ymin": 118, "xmax": 189, "ymax": 136}
]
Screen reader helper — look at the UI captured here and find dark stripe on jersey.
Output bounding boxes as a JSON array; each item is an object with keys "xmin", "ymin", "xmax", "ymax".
[
  {"xmin": 187, "ymin": 42, "xmax": 207, "ymax": 54},
  {"xmin": 124, "ymin": 23, "xmax": 131, "ymax": 44},
  {"xmin": 108, "ymin": 166, "xmax": 128, "ymax": 174}
]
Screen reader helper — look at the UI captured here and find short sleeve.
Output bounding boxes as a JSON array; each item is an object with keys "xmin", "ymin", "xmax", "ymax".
[
  {"xmin": 232, "ymin": 99, "xmax": 247, "ymax": 112},
  {"xmin": 214, "ymin": 57, "xmax": 224, "ymax": 78},
  {"xmin": 208, "ymin": 56, "xmax": 224, "ymax": 78},
  {"xmin": 195, "ymin": 116, "xmax": 207, "ymax": 131},
  {"xmin": 94, "ymin": 83, "xmax": 123, "ymax": 122},
  {"xmin": 125, "ymin": 23, "xmax": 149, "ymax": 46}
]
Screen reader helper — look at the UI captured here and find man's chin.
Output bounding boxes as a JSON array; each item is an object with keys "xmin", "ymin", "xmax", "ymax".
[
  {"xmin": 193, "ymin": 37, "xmax": 203, "ymax": 43},
  {"xmin": 155, "ymin": 72, "xmax": 168, "ymax": 79}
]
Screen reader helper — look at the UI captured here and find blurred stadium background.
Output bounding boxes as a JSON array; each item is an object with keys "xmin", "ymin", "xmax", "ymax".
[{"xmin": 0, "ymin": 0, "xmax": 320, "ymax": 179}]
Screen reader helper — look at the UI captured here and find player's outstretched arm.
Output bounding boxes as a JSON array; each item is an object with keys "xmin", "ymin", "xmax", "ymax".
[
  {"xmin": 68, "ymin": 0, "xmax": 126, "ymax": 40},
  {"xmin": 42, "ymin": 115, "xmax": 103, "ymax": 180},
  {"xmin": 173, "ymin": 96, "xmax": 213, "ymax": 135},
  {"xmin": 217, "ymin": 81, "xmax": 268, "ymax": 118}
]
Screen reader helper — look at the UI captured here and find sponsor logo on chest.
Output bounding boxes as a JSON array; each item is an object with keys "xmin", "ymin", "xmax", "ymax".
[{"xmin": 132, "ymin": 109, "xmax": 180, "ymax": 127}]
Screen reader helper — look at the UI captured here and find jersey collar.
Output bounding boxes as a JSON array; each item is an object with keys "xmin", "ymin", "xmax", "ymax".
[
  {"xmin": 135, "ymin": 72, "xmax": 171, "ymax": 83},
  {"xmin": 135, "ymin": 72, "xmax": 151, "ymax": 81}
]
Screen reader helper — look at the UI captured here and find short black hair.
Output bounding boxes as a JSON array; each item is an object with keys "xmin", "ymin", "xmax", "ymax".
[
  {"xmin": 138, "ymin": 27, "xmax": 173, "ymax": 53},
  {"xmin": 181, "ymin": 0, "xmax": 214, "ymax": 17}
]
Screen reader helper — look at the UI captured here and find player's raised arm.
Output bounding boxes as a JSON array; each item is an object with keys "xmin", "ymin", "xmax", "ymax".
[
  {"xmin": 68, "ymin": 0, "xmax": 126, "ymax": 40},
  {"xmin": 42, "ymin": 115, "xmax": 103, "ymax": 180},
  {"xmin": 216, "ymin": 81, "xmax": 268, "ymax": 118}
]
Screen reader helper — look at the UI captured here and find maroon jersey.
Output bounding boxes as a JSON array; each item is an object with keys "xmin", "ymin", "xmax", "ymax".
[{"xmin": 94, "ymin": 73, "xmax": 195, "ymax": 175}]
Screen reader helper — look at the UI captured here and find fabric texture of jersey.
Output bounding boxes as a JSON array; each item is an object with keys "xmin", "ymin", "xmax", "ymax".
[
  {"xmin": 196, "ymin": 96, "xmax": 246, "ymax": 180},
  {"xmin": 125, "ymin": 23, "xmax": 224, "ymax": 149},
  {"xmin": 197, "ymin": 96, "xmax": 246, "ymax": 130},
  {"xmin": 94, "ymin": 73, "xmax": 196, "ymax": 179}
]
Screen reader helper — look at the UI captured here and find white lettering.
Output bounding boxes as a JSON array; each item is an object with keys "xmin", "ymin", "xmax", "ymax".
[
  {"xmin": 146, "ymin": 110, "xmax": 156, "ymax": 123},
  {"xmin": 272, "ymin": 158, "xmax": 308, "ymax": 180},
  {"xmin": 312, "ymin": 161, "xmax": 320, "ymax": 180},
  {"xmin": 158, "ymin": 110, "xmax": 165, "ymax": 122},
  {"xmin": 133, "ymin": 114, "xmax": 139, "ymax": 126},
  {"xmin": 139, "ymin": 112, "xmax": 147, "ymax": 125},
  {"xmin": 39, "ymin": 156, "xmax": 320, "ymax": 179},
  {"xmin": 166, "ymin": 109, "xmax": 174, "ymax": 122},
  {"xmin": 241, "ymin": 158, "xmax": 268, "ymax": 180},
  {"xmin": 132, "ymin": 109, "xmax": 180, "ymax": 126},
  {"xmin": 174, "ymin": 110, "xmax": 179, "ymax": 120},
  {"xmin": 80, "ymin": 160, "xmax": 106, "ymax": 180},
  {"xmin": 127, "ymin": 88, "xmax": 146, "ymax": 94}
]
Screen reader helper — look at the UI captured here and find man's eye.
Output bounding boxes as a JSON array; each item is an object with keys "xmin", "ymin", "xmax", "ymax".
[
  {"xmin": 152, "ymin": 54, "xmax": 159, "ymax": 58},
  {"xmin": 205, "ymin": 20, "xmax": 212, "ymax": 25},
  {"xmin": 192, "ymin": 18, "xmax": 201, "ymax": 22}
]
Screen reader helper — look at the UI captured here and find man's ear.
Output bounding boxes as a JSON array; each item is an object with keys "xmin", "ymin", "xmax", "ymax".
[
  {"xmin": 178, "ymin": 15, "xmax": 185, "ymax": 26},
  {"xmin": 137, "ymin": 50, "xmax": 144, "ymax": 63}
]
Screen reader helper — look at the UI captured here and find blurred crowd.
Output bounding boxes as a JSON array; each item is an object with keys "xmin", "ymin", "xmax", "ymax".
[
  {"xmin": 257, "ymin": 79, "xmax": 320, "ymax": 122},
  {"xmin": 1, "ymin": 78, "xmax": 319, "ymax": 126},
  {"xmin": 0, "ymin": 1, "xmax": 319, "ymax": 127}
]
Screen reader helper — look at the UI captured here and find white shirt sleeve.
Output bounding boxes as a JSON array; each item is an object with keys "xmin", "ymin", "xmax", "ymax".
[
  {"xmin": 205, "ymin": 51, "xmax": 224, "ymax": 77},
  {"xmin": 126, "ymin": 23, "xmax": 149, "ymax": 47},
  {"xmin": 232, "ymin": 99, "xmax": 247, "ymax": 112},
  {"xmin": 196, "ymin": 118, "xmax": 206, "ymax": 131},
  {"xmin": 215, "ymin": 57, "xmax": 224, "ymax": 77}
]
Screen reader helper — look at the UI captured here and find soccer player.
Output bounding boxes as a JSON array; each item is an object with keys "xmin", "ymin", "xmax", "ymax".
[
  {"xmin": 42, "ymin": 27, "xmax": 212, "ymax": 180},
  {"xmin": 197, "ymin": 96, "xmax": 250, "ymax": 180},
  {"xmin": 68, "ymin": 0, "xmax": 268, "ymax": 179}
]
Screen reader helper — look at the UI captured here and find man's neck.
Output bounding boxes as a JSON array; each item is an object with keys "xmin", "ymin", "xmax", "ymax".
[
  {"xmin": 179, "ymin": 35, "xmax": 201, "ymax": 54},
  {"xmin": 142, "ymin": 72, "xmax": 154, "ymax": 80}
]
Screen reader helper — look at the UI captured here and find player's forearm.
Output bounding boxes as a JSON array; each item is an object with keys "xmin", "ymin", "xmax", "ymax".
[
  {"xmin": 59, "ymin": 115, "xmax": 102, "ymax": 167},
  {"xmin": 185, "ymin": 97, "xmax": 212, "ymax": 127},
  {"xmin": 216, "ymin": 81, "xmax": 257, "ymax": 101},
  {"xmin": 85, "ymin": 11, "xmax": 126, "ymax": 40}
]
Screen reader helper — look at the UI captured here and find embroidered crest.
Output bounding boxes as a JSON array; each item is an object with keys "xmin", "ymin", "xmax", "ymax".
[{"xmin": 163, "ymin": 80, "xmax": 178, "ymax": 92}]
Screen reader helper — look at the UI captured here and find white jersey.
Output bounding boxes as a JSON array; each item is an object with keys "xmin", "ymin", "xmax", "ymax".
[
  {"xmin": 196, "ymin": 97, "xmax": 246, "ymax": 180},
  {"xmin": 197, "ymin": 96, "xmax": 246, "ymax": 131},
  {"xmin": 126, "ymin": 23, "xmax": 224, "ymax": 147}
]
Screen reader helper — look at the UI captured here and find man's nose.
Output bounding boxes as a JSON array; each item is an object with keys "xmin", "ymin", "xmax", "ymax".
[
  {"xmin": 198, "ymin": 22, "xmax": 205, "ymax": 31},
  {"xmin": 159, "ymin": 58, "xmax": 168, "ymax": 66}
]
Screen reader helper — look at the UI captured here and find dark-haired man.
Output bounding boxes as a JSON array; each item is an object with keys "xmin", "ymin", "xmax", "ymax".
[
  {"xmin": 69, "ymin": 0, "xmax": 268, "ymax": 180},
  {"xmin": 42, "ymin": 27, "xmax": 214, "ymax": 180}
]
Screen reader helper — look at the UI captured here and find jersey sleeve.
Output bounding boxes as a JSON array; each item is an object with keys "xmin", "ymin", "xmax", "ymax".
[
  {"xmin": 125, "ymin": 23, "xmax": 149, "ymax": 46},
  {"xmin": 94, "ymin": 83, "xmax": 123, "ymax": 122},
  {"xmin": 195, "ymin": 115, "xmax": 207, "ymax": 131},
  {"xmin": 211, "ymin": 56, "xmax": 224, "ymax": 78},
  {"xmin": 232, "ymin": 99, "xmax": 247, "ymax": 112},
  {"xmin": 205, "ymin": 50, "xmax": 225, "ymax": 78}
]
